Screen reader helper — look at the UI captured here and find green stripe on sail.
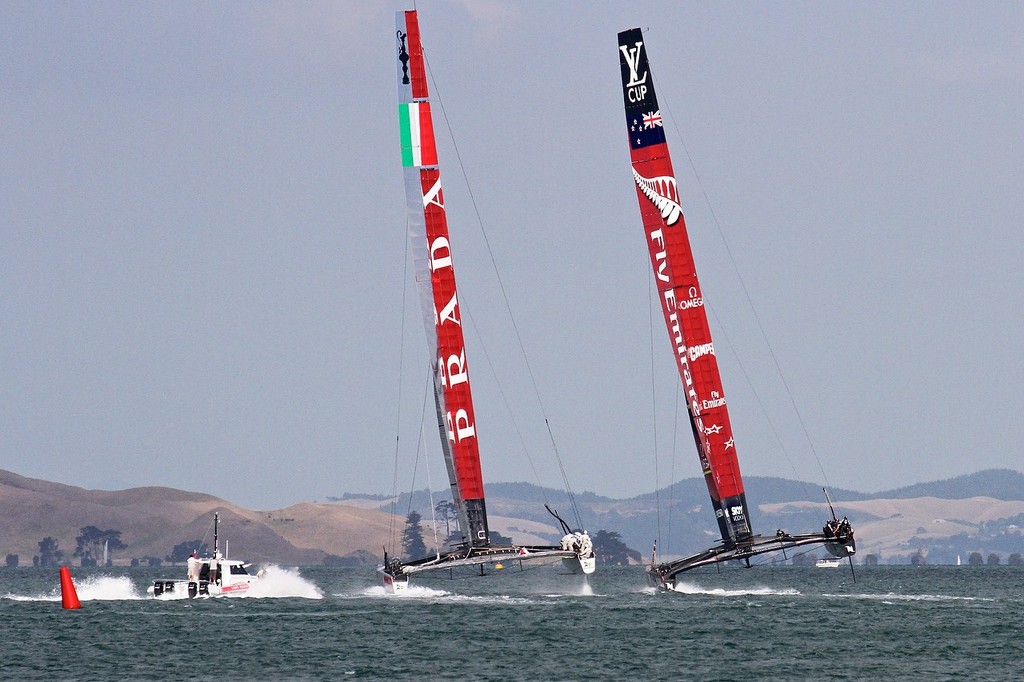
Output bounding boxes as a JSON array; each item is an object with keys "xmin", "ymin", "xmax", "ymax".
[{"xmin": 399, "ymin": 103, "xmax": 416, "ymax": 167}]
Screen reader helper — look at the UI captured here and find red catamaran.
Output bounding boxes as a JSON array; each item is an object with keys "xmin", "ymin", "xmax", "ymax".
[
  {"xmin": 377, "ymin": 10, "xmax": 595, "ymax": 592},
  {"xmin": 616, "ymin": 27, "xmax": 856, "ymax": 589}
]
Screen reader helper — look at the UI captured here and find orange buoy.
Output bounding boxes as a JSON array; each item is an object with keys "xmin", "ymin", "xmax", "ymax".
[{"xmin": 59, "ymin": 566, "xmax": 81, "ymax": 609}]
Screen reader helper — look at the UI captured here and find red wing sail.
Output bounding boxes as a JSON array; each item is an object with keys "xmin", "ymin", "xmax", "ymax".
[
  {"xmin": 617, "ymin": 28, "xmax": 752, "ymax": 544},
  {"xmin": 397, "ymin": 10, "xmax": 489, "ymax": 546}
]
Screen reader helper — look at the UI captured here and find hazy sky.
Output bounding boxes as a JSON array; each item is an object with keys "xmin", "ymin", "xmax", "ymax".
[{"xmin": 3, "ymin": 2, "xmax": 1022, "ymax": 511}]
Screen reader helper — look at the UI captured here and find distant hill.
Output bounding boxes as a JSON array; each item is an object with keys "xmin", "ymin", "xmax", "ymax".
[
  {"xmin": 5, "ymin": 468, "xmax": 1024, "ymax": 568},
  {"xmin": 341, "ymin": 469, "xmax": 1024, "ymax": 563},
  {"xmin": 870, "ymin": 469, "xmax": 1024, "ymax": 501},
  {"xmin": 0, "ymin": 470, "xmax": 395, "ymax": 567},
  {"xmin": 342, "ymin": 469, "xmax": 1024, "ymax": 517},
  {"xmin": 637, "ymin": 471, "xmax": 1024, "ymax": 506}
]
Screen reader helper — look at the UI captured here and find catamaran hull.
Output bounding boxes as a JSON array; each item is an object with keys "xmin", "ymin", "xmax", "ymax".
[
  {"xmin": 564, "ymin": 555, "xmax": 597, "ymax": 575},
  {"xmin": 377, "ymin": 567, "xmax": 409, "ymax": 594},
  {"xmin": 825, "ymin": 539, "xmax": 857, "ymax": 558},
  {"xmin": 377, "ymin": 543, "xmax": 595, "ymax": 593}
]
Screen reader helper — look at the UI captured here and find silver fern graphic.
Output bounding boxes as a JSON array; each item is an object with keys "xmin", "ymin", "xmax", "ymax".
[{"xmin": 632, "ymin": 169, "xmax": 682, "ymax": 225}]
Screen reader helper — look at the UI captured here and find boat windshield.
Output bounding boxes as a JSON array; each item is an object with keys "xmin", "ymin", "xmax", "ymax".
[{"xmin": 229, "ymin": 564, "xmax": 249, "ymax": 575}]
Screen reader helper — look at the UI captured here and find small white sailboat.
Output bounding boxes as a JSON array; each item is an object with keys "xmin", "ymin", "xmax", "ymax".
[{"xmin": 149, "ymin": 513, "xmax": 262, "ymax": 599}]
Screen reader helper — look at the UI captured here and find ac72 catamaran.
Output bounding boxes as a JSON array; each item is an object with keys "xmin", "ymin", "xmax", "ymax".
[
  {"xmin": 377, "ymin": 10, "xmax": 595, "ymax": 593},
  {"xmin": 616, "ymin": 28, "xmax": 856, "ymax": 590}
]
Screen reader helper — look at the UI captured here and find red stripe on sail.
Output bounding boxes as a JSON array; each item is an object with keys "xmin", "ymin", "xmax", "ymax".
[
  {"xmin": 629, "ymin": 143, "xmax": 745, "ymax": 503},
  {"xmin": 418, "ymin": 103, "xmax": 438, "ymax": 167},
  {"xmin": 420, "ymin": 169, "xmax": 485, "ymax": 501},
  {"xmin": 403, "ymin": 11, "xmax": 429, "ymax": 101}
]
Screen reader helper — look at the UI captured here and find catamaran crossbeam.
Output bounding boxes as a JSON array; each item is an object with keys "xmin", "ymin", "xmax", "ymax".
[{"xmin": 646, "ymin": 526, "xmax": 856, "ymax": 588}]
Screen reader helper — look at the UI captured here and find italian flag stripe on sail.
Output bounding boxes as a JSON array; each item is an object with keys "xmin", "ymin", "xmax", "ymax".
[{"xmin": 399, "ymin": 102, "xmax": 438, "ymax": 167}]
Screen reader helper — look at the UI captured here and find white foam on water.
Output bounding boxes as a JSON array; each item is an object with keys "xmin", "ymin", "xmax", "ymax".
[
  {"xmin": 357, "ymin": 584, "xmax": 532, "ymax": 604},
  {"xmin": 437, "ymin": 593, "xmax": 532, "ymax": 605},
  {"xmin": 825, "ymin": 591, "xmax": 996, "ymax": 604},
  {"xmin": 243, "ymin": 565, "xmax": 322, "ymax": 599},
  {"xmin": 5, "ymin": 574, "xmax": 143, "ymax": 602},
  {"xmin": 669, "ymin": 580, "xmax": 800, "ymax": 597},
  {"xmin": 359, "ymin": 583, "xmax": 451, "ymax": 599},
  {"xmin": 75, "ymin": 574, "xmax": 143, "ymax": 600}
]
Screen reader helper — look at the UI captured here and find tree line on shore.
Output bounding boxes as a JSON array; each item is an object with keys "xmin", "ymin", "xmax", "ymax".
[{"xmin": 4, "ymin": 527, "xmax": 212, "ymax": 569}]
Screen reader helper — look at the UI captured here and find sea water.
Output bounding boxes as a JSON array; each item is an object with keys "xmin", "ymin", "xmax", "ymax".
[{"xmin": 1, "ymin": 564, "xmax": 1020, "ymax": 680}]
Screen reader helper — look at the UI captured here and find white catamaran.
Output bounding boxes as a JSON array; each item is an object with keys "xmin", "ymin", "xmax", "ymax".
[
  {"xmin": 378, "ymin": 10, "xmax": 595, "ymax": 593},
  {"xmin": 149, "ymin": 513, "xmax": 262, "ymax": 599},
  {"xmin": 615, "ymin": 28, "xmax": 856, "ymax": 590}
]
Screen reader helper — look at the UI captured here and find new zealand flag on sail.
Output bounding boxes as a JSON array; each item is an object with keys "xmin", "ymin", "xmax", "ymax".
[{"xmin": 618, "ymin": 28, "xmax": 667, "ymax": 150}]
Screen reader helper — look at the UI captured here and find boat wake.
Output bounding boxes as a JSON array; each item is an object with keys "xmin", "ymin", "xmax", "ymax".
[
  {"xmin": 360, "ymin": 585, "xmax": 532, "ymax": 604},
  {"xmin": 362, "ymin": 577, "xmax": 450, "ymax": 593},
  {"xmin": 669, "ymin": 581, "xmax": 801, "ymax": 597},
  {"xmin": 360, "ymin": 584, "xmax": 450, "ymax": 599},
  {"xmin": 243, "ymin": 565, "xmax": 322, "ymax": 599},
  {"xmin": 5, "ymin": 566, "xmax": 320, "ymax": 602},
  {"xmin": 824, "ymin": 592, "xmax": 996, "ymax": 604},
  {"xmin": 5, "ymin": 574, "xmax": 142, "ymax": 602}
]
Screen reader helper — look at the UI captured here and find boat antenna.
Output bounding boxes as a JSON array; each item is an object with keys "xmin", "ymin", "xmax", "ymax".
[
  {"xmin": 213, "ymin": 512, "xmax": 220, "ymax": 558},
  {"xmin": 658, "ymin": 62, "xmax": 830, "ymax": 503}
]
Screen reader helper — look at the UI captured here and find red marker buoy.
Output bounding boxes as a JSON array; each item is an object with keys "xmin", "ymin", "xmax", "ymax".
[{"xmin": 59, "ymin": 566, "xmax": 81, "ymax": 609}]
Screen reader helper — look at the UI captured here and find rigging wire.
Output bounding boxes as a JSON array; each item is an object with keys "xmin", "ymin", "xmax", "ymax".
[
  {"xmin": 648, "ymin": 51, "xmax": 830, "ymax": 504},
  {"xmin": 420, "ymin": 379, "xmax": 440, "ymax": 555},
  {"xmin": 461, "ymin": 304, "xmax": 548, "ymax": 500},
  {"xmin": 668, "ymin": 380, "xmax": 681, "ymax": 556},
  {"xmin": 423, "ymin": 47, "xmax": 584, "ymax": 530},
  {"xmin": 649, "ymin": 261, "xmax": 662, "ymax": 551},
  {"xmin": 387, "ymin": 223, "xmax": 413, "ymax": 557},
  {"xmin": 198, "ymin": 516, "xmax": 216, "ymax": 555}
]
